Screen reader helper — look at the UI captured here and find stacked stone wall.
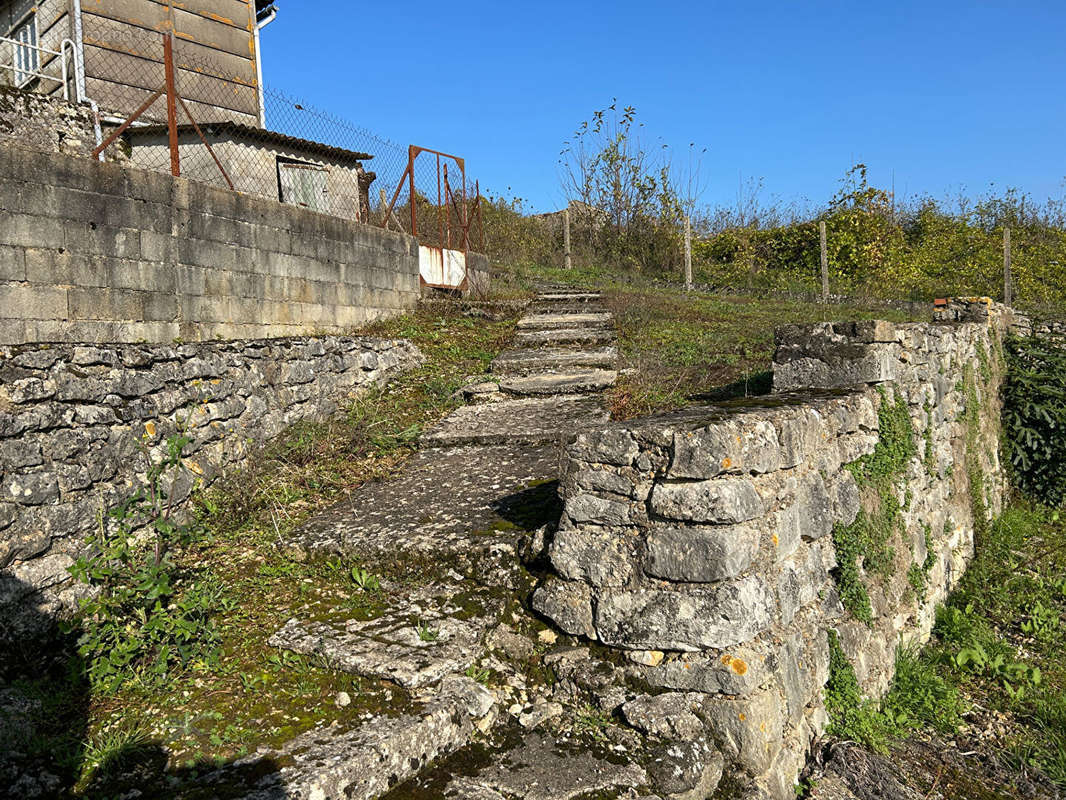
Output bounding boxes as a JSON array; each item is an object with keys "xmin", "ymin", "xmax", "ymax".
[
  {"xmin": 534, "ymin": 305, "xmax": 1012, "ymax": 799},
  {"xmin": 0, "ymin": 335, "xmax": 422, "ymax": 635}
]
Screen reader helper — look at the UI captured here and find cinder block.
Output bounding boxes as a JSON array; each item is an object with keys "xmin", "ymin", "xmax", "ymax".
[
  {"xmin": 140, "ymin": 230, "xmax": 173, "ymax": 263},
  {"xmin": 0, "ymin": 246, "xmax": 26, "ymax": 281},
  {"xmin": 143, "ymin": 292, "xmax": 178, "ymax": 322},
  {"xmin": 107, "ymin": 259, "xmax": 175, "ymax": 295},
  {"xmin": 0, "ymin": 284, "xmax": 68, "ymax": 319},
  {"xmin": 69, "ymin": 288, "xmax": 145, "ymax": 321},
  {"xmin": 0, "ymin": 213, "xmax": 68, "ymax": 250},
  {"xmin": 0, "ymin": 317, "xmax": 26, "ymax": 345},
  {"xmin": 63, "ymin": 223, "xmax": 141, "ymax": 260},
  {"xmin": 25, "ymin": 249, "xmax": 109, "ymax": 288}
]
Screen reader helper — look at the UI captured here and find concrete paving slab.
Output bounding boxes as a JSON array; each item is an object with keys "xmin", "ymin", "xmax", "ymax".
[
  {"xmin": 499, "ymin": 370, "xmax": 618, "ymax": 397},
  {"xmin": 516, "ymin": 312, "xmax": 612, "ymax": 330},
  {"xmin": 514, "ymin": 328, "xmax": 615, "ymax": 347},
  {"xmin": 421, "ymin": 395, "xmax": 609, "ymax": 448},
  {"xmin": 491, "ymin": 346, "xmax": 619, "ymax": 376}
]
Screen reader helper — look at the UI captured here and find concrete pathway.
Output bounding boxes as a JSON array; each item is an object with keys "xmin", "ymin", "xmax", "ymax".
[{"xmin": 230, "ymin": 288, "xmax": 647, "ymax": 800}]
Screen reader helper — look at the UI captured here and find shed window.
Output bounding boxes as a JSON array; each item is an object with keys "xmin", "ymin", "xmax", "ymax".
[
  {"xmin": 277, "ymin": 158, "xmax": 329, "ymax": 213},
  {"xmin": 12, "ymin": 13, "xmax": 38, "ymax": 87}
]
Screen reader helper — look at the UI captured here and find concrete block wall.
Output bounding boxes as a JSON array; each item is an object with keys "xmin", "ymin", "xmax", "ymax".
[
  {"xmin": 0, "ymin": 335, "xmax": 423, "ymax": 639},
  {"xmin": 533, "ymin": 305, "xmax": 1012, "ymax": 800},
  {"xmin": 0, "ymin": 145, "xmax": 421, "ymax": 345}
]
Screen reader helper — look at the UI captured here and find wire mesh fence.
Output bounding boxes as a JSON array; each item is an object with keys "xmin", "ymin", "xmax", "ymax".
[{"xmin": 84, "ymin": 27, "xmax": 482, "ymax": 251}]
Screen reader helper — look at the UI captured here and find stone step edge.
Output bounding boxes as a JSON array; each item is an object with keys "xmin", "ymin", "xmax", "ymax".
[{"xmin": 225, "ymin": 676, "xmax": 495, "ymax": 800}]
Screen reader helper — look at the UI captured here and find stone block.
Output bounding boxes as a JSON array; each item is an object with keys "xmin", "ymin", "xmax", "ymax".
[
  {"xmin": 622, "ymin": 692, "xmax": 705, "ymax": 741},
  {"xmin": 0, "ymin": 285, "xmax": 68, "ymax": 320},
  {"xmin": 639, "ymin": 644, "xmax": 772, "ymax": 696},
  {"xmin": 595, "ymin": 576, "xmax": 775, "ymax": 650},
  {"xmin": 564, "ymin": 492, "xmax": 632, "ymax": 526},
  {"xmin": 549, "ymin": 524, "xmax": 634, "ymax": 588},
  {"xmin": 670, "ymin": 417, "xmax": 782, "ymax": 479},
  {"xmin": 0, "ymin": 246, "xmax": 25, "ymax": 281},
  {"xmin": 569, "ymin": 429, "xmax": 639, "ymax": 467},
  {"xmin": 532, "ymin": 576, "xmax": 597, "ymax": 639},
  {"xmin": 645, "ymin": 524, "xmax": 759, "ymax": 582},
  {"xmin": 697, "ymin": 689, "xmax": 784, "ymax": 774},
  {"xmin": 649, "ymin": 477, "xmax": 764, "ymax": 523}
]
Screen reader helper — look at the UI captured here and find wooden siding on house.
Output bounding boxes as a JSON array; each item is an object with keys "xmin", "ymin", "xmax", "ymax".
[
  {"xmin": 0, "ymin": 0, "xmax": 73, "ymax": 97},
  {"xmin": 78, "ymin": 0, "xmax": 259, "ymax": 125}
]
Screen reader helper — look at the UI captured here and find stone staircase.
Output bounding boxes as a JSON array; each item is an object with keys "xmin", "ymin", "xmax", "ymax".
[{"xmin": 216, "ymin": 288, "xmax": 664, "ymax": 800}]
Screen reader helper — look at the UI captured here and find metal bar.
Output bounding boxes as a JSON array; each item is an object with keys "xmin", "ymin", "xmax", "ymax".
[
  {"xmin": 92, "ymin": 86, "xmax": 165, "ymax": 159},
  {"xmin": 383, "ymin": 163, "xmax": 412, "ymax": 230},
  {"xmin": 476, "ymin": 180, "xmax": 484, "ymax": 252},
  {"xmin": 436, "ymin": 153, "xmax": 443, "ymax": 249},
  {"xmin": 175, "ymin": 93, "xmax": 235, "ymax": 191},
  {"xmin": 408, "ymin": 145, "xmax": 417, "ymax": 237},
  {"xmin": 443, "ymin": 163, "xmax": 452, "ymax": 250},
  {"xmin": 163, "ymin": 33, "xmax": 180, "ymax": 178}
]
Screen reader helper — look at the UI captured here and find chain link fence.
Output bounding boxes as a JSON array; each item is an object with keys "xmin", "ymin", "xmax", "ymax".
[{"xmin": 87, "ymin": 28, "xmax": 481, "ymax": 249}]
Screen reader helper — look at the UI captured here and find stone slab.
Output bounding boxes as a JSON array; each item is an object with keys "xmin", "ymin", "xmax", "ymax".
[
  {"xmin": 514, "ymin": 328, "xmax": 615, "ymax": 347},
  {"xmin": 491, "ymin": 346, "xmax": 619, "ymax": 376},
  {"xmin": 388, "ymin": 728, "xmax": 649, "ymax": 800},
  {"xmin": 269, "ymin": 610, "xmax": 488, "ymax": 689},
  {"xmin": 516, "ymin": 313, "xmax": 612, "ymax": 330},
  {"xmin": 535, "ymin": 292, "xmax": 602, "ymax": 302},
  {"xmin": 499, "ymin": 370, "xmax": 618, "ymax": 397},
  {"xmin": 421, "ymin": 396, "xmax": 610, "ymax": 447},
  {"xmin": 223, "ymin": 676, "xmax": 494, "ymax": 800},
  {"xmin": 281, "ymin": 444, "xmax": 562, "ymax": 560}
]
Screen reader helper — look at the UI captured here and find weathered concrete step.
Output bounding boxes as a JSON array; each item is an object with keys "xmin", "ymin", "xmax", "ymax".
[
  {"xmin": 498, "ymin": 369, "xmax": 617, "ymax": 397},
  {"xmin": 516, "ymin": 312, "xmax": 612, "ymax": 330},
  {"xmin": 491, "ymin": 346, "xmax": 619, "ymax": 376},
  {"xmin": 224, "ymin": 676, "xmax": 494, "ymax": 800},
  {"xmin": 269, "ymin": 609, "xmax": 489, "ymax": 689},
  {"xmin": 533, "ymin": 300, "xmax": 609, "ymax": 313},
  {"xmin": 382, "ymin": 727, "xmax": 650, "ymax": 800},
  {"xmin": 535, "ymin": 292, "xmax": 601, "ymax": 302},
  {"xmin": 421, "ymin": 395, "xmax": 609, "ymax": 447},
  {"xmin": 514, "ymin": 328, "xmax": 615, "ymax": 347}
]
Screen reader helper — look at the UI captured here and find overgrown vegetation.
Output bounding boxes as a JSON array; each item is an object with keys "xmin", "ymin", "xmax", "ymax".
[
  {"xmin": 1003, "ymin": 328, "xmax": 1066, "ymax": 507},
  {"xmin": 830, "ymin": 388, "xmax": 916, "ymax": 623},
  {"xmin": 826, "ymin": 505, "xmax": 1066, "ymax": 794},
  {"xmin": 66, "ymin": 434, "xmax": 227, "ymax": 695},
  {"xmin": 17, "ymin": 304, "xmax": 519, "ymax": 794}
]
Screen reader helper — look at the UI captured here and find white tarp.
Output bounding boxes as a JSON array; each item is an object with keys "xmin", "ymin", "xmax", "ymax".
[{"xmin": 419, "ymin": 245, "xmax": 466, "ymax": 288}]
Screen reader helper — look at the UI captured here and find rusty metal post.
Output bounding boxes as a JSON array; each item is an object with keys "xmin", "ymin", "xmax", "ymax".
[
  {"xmin": 436, "ymin": 153, "xmax": 443, "ymax": 249},
  {"xmin": 163, "ymin": 32, "xmax": 180, "ymax": 177},
  {"xmin": 408, "ymin": 145, "xmax": 417, "ymax": 237},
  {"xmin": 475, "ymin": 180, "xmax": 484, "ymax": 252},
  {"xmin": 443, "ymin": 162, "xmax": 452, "ymax": 250}
]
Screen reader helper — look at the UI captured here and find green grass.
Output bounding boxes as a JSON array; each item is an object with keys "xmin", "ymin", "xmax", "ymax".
[{"xmin": 825, "ymin": 503, "xmax": 1066, "ymax": 793}]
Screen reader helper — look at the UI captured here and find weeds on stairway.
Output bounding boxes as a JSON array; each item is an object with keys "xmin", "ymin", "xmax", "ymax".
[{"xmin": 64, "ymin": 433, "xmax": 228, "ymax": 695}]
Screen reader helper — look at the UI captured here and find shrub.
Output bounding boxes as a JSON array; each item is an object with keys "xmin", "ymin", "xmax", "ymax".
[
  {"xmin": 1003, "ymin": 330, "xmax": 1066, "ymax": 506},
  {"xmin": 66, "ymin": 434, "xmax": 225, "ymax": 693}
]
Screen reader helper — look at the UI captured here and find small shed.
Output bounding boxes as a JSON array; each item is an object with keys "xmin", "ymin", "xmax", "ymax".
[{"xmin": 125, "ymin": 121, "xmax": 376, "ymax": 222}]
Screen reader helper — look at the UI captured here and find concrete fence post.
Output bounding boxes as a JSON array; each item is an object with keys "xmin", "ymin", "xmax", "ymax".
[
  {"xmin": 684, "ymin": 215, "xmax": 693, "ymax": 291},
  {"xmin": 819, "ymin": 220, "xmax": 829, "ymax": 302},
  {"xmin": 563, "ymin": 207, "xmax": 572, "ymax": 270},
  {"xmin": 1003, "ymin": 227, "xmax": 1013, "ymax": 306}
]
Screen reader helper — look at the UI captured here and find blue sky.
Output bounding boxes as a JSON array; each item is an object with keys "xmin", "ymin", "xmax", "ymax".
[{"xmin": 259, "ymin": 1, "xmax": 1066, "ymax": 214}]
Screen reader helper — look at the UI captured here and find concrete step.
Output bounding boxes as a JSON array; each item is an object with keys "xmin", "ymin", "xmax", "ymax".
[
  {"xmin": 421, "ymin": 395, "xmax": 610, "ymax": 447},
  {"xmin": 535, "ymin": 292, "xmax": 602, "ymax": 303},
  {"xmin": 498, "ymin": 369, "xmax": 617, "ymax": 397},
  {"xmin": 223, "ymin": 676, "xmax": 494, "ymax": 800},
  {"xmin": 491, "ymin": 346, "xmax": 619, "ymax": 376},
  {"xmin": 516, "ymin": 312, "xmax": 612, "ymax": 330},
  {"xmin": 514, "ymin": 328, "xmax": 616, "ymax": 347}
]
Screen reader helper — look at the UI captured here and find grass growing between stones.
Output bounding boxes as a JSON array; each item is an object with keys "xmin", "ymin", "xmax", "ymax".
[
  {"xmin": 824, "ymin": 503, "xmax": 1066, "ymax": 797},
  {"xmin": 16, "ymin": 303, "xmax": 521, "ymax": 796}
]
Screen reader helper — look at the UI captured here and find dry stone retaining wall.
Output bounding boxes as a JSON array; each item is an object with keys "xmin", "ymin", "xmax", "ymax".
[
  {"xmin": 534, "ymin": 302, "xmax": 1012, "ymax": 799},
  {"xmin": 0, "ymin": 335, "xmax": 422, "ymax": 636}
]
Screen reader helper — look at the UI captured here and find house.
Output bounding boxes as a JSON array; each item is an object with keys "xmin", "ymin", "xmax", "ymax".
[
  {"xmin": 0, "ymin": 1, "xmax": 377, "ymax": 222},
  {"xmin": 0, "ymin": 0, "xmax": 274, "ymax": 123}
]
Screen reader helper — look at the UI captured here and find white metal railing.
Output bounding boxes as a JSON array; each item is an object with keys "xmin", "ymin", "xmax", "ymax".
[{"xmin": 0, "ymin": 34, "xmax": 81, "ymax": 101}]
